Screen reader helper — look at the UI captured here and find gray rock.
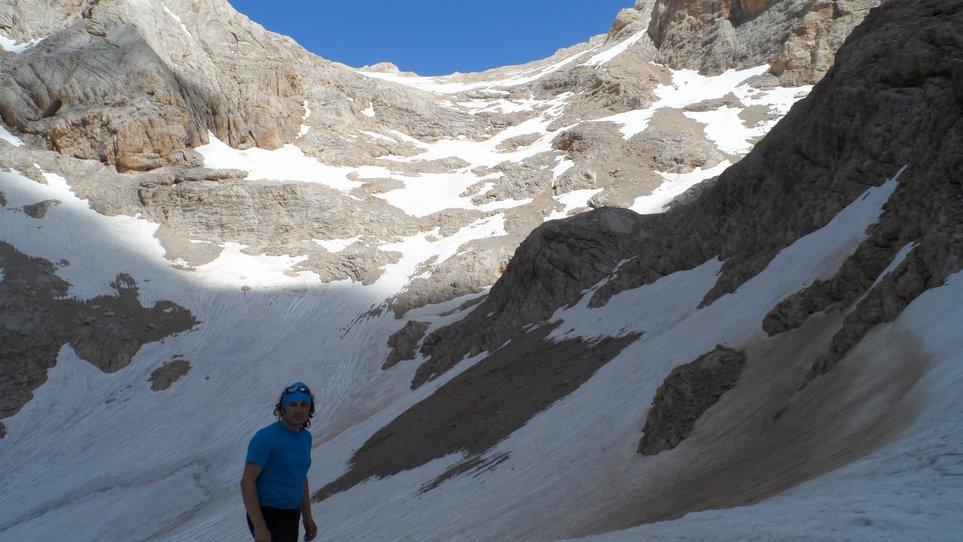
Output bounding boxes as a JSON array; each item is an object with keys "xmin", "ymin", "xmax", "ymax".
[
  {"xmin": 21, "ymin": 198, "xmax": 59, "ymax": 218},
  {"xmin": 383, "ymin": 321, "xmax": 430, "ymax": 369},
  {"xmin": 649, "ymin": 0, "xmax": 884, "ymax": 85},
  {"xmin": 638, "ymin": 346, "xmax": 747, "ymax": 455},
  {"xmin": 148, "ymin": 358, "xmax": 191, "ymax": 391}
]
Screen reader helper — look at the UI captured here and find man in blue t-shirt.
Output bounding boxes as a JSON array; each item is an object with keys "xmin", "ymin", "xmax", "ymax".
[{"xmin": 241, "ymin": 381, "xmax": 318, "ymax": 542}]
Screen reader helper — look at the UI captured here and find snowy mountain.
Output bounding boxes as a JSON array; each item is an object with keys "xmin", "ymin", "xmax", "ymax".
[{"xmin": 1, "ymin": 0, "xmax": 960, "ymax": 540}]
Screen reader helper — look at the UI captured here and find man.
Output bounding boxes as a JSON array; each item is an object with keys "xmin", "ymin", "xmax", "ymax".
[{"xmin": 241, "ymin": 382, "xmax": 319, "ymax": 542}]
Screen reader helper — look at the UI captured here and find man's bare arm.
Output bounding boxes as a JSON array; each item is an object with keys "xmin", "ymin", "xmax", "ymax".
[
  {"xmin": 241, "ymin": 462, "xmax": 269, "ymax": 536},
  {"xmin": 301, "ymin": 479, "xmax": 317, "ymax": 540}
]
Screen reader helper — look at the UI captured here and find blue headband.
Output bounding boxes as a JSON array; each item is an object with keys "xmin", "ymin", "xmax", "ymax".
[{"xmin": 281, "ymin": 381, "xmax": 312, "ymax": 408}]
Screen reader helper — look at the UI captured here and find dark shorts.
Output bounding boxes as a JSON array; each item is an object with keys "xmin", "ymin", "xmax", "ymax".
[{"xmin": 246, "ymin": 505, "xmax": 300, "ymax": 541}]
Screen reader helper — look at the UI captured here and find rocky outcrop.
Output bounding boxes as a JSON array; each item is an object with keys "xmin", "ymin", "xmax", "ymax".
[
  {"xmin": 648, "ymin": 0, "xmax": 884, "ymax": 85},
  {"xmin": 417, "ymin": 0, "xmax": 962, "ymax": 389},
  {"xmin": 0, "ymin": 0, "xmax": 307, "ymax": 170},
  {"xmin": 638, "ymin": 346, "xmax": 747, "ymax": 455},
  {"xmin": 0, "ymin": 241, "xmax": 197, "ymax": 419},
  {"xmin": 608, "ymin": 1, "xmax": 657, "ymax": 41},
  {"xmin": 148, "ymin": 358, "xmax": 191, "ymax": 391},
  {"xmin": 0, "ymin": 0, "xmax": 83, "ymax": 43},
  {"xmin": 383, "ymin": 321, "xmax": 430, "ymax": 369},
  {"xmin": 417, "ymin": 209, "xmax": 651, "ymax": 388},
  {"xmin": 21, "ymin": 198, "xmax": 59, "ymax": 218}
]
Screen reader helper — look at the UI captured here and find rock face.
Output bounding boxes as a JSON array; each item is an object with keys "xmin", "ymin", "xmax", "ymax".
[
  {"xmin": 0, "ymin": 0, "xmax": 83, "ymax": 43},
  {"xmin": 0, "ymin": 0, "xmax": 475, "ymax": 171},
  {"xmin": 418, "ymin": 0, "xmax": 962, "ymax": 394},
  {"xmin": 418, "ymin": 209, "xmax": 651, "ymax": 388},
  {"xmin": 638, "ymin": 346, "xmax": 747, "ymax": 455},
  {"xmin": 148, "ymin": 358, "xmax": 191, "ymax": 391},
  {"xmin": 1, "ymin": 0, "xmax": 303, "ymax": 170},
  {"xmin": 648, "ymin": 0, "xmax": 885, "ymax": 84},
  {"xmin": 383, "ymin": 320, "xmax": 430, "ymax": 369}
]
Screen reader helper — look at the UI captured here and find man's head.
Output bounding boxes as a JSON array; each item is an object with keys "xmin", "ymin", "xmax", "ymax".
[{"xmin": 274, "ymin": 381, "xmax": 315, "ymax": 429}]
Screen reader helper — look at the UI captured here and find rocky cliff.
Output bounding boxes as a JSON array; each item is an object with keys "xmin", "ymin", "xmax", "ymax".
[
  {"xmin": 419, "ymin": 0, "xmax": 961, "ymax": 390},
  {"xmin": 648, "ymin": 0, "xmax": 885, "ymax": 84}
]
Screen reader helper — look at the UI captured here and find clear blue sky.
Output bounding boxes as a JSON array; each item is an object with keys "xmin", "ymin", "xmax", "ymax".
[{"xmin": 228, "ymin": 1, "xmax": 635, "ymax": 76}]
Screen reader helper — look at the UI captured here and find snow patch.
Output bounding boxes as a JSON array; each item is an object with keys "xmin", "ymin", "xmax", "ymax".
[
  {"xmin": 0, "ymin": 123, "xmax": 25, "ymax": 146},
  {"xmin": 313, "ymin": 236, "xmax": 361, "ymax": 253},
  {"xmin": 299, "ymin": 102, "xmax": 312, "ymax": 137},
  {"xmin": 197, "ymin": 132, "xmax": 388, "ymax": 191},
  {"xmin": 374, "ymin": 95, "xmax": 573, "ymax": 216},
  {"xmin": 630, "ymin": 160, "xmax": 731, "ymax": 214},
  {"xmin": 684, "ymin": 106, "xmax": 763, "ymax": 155},
  {"xmin": 545, "ymin": 188, "xmax": 603, "ymax": 221},
  {"xmin": 360, "ymin": 130, "xmax": 395, "ymax": 143},
  {"xmin": 162, "ymin": 4, "xmax": 192, "ymax": 39},
  {"xmin": 0, "ymin": 33, "xmax": 40, "ymax": 53},
  {"xmin": 358, "ymin": 46, "xmax": 599, "ymax": 94},
  {"xmin": 655, "ymin": 65, "xmax": 771, "ymax": 109},
  {"xmin": 373, "ymin": 214, "xmax": 508, "ymax": 294},
  {"xmin": 580, "ymin": 29, "xmax": 646, "ymax": 67},
  {"xmin": 588, "ymin": 65, "xmax": 776, "ymax": 140}
]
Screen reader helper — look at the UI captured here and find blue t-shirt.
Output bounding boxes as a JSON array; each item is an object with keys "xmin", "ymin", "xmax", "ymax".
[{"xmin": 246, "ymin": 421, "xmax": 312, "ymax": 509}]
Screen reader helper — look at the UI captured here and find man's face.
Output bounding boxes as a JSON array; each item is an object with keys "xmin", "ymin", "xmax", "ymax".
[{"xmin": 283, "ymin": 400, "xmax": 310, "ymax": 427}]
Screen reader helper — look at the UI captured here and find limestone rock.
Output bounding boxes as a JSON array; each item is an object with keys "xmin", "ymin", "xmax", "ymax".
[
  {"xmin": 648, "ymin": 0, "xmax": 884, "ymax": 84},
  {"xmin": 149, "ymin": 358, "xmax": 191, "ymax": 391},
  {"xmin": 638, "ymin": 346, "xmax": 747, "ymax": 455},
  {"xmin": 383, "ymin": 321, "xmax": 430, "ymax": 369}
]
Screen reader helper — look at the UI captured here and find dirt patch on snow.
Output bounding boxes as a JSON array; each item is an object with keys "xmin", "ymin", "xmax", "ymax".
[
  {"xmin": 314, "ymin": 325, "xmax": 639, "ymax": 501},
  {"xmin": 573, "ymin": 311, "xmax": 929, "ymax": 537}
]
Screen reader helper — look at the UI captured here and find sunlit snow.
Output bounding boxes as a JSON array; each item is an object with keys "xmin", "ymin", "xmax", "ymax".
[
  {"xmin": 0, "ymin": 123, "xmax": 25, "ymax": 146},
  {"xmin": 580, "ymin": 29, "xmax": 647, "ymax": 67},
  {"xmin": 197, "ymin": 133, "xmax": 382, "ymax": 191}
]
